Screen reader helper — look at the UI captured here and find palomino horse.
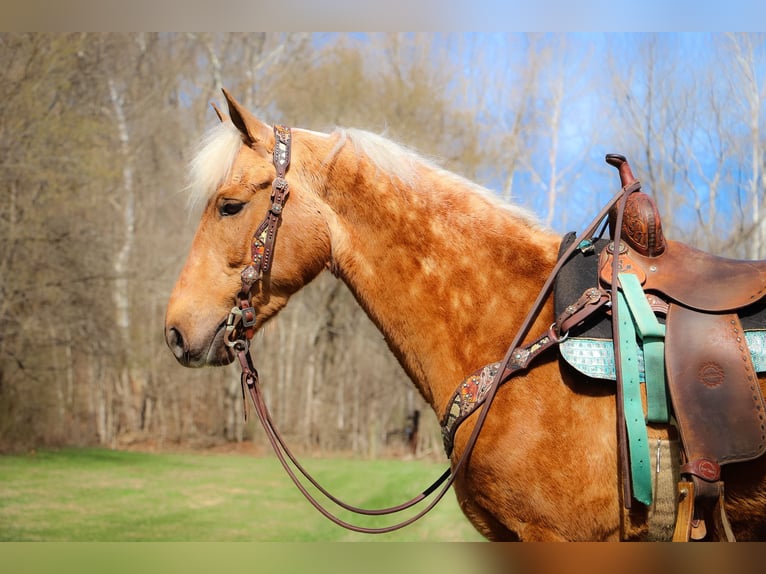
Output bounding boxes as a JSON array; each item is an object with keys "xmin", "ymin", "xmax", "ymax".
[{"xmin": 165, "ymin": 90, "xmax": 766, "ymax": 541}]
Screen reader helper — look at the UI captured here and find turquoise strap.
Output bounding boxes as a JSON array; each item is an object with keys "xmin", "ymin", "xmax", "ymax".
[
  {"xmin": 616, "ymin": 289, "xmax": 653, "ymax": 505},
  {"xmin": 618, "ymin": 273, "xmax": 669, "ymax": 423}
]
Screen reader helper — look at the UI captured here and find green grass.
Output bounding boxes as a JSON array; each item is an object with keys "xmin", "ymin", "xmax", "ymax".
[{"xmin": 0, "ymin": 448, "xmax": 485, "ymax": 542}]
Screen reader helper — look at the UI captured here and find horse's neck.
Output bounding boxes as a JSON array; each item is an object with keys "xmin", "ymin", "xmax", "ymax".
[{"xmin": 321, "ymin": 142, "xmax": 561, "ymax": 412}]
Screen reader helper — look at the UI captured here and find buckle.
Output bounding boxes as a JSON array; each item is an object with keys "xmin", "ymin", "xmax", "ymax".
[
  {"xmin": 241, "ymin": 306, "xmax": 257, "ymax": 328},
  {"xmin": 224, "ymin": 304, "xmax": 257, "ymax": 348}
]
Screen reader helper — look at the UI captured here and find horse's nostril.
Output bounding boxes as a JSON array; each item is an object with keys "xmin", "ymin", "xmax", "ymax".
[{"xmin": 166, "ymin": 326, "xmax": 187, "ymax": 361}]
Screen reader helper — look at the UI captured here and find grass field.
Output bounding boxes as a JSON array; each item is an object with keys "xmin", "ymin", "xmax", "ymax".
[{"xmin": 0, "ymin": 448, "xmax": 484, "ymax": 542}]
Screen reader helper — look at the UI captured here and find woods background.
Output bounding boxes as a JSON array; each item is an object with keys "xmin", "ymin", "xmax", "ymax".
[{"xmin": 1, "ymin": 33, "xmax": 764, "ymax": 456}]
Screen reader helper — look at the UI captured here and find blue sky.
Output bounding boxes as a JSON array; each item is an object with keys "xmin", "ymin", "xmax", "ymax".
[
  {"xmin": 308, "ymin": 32, "xmax": 764, "ymax": 253},
  {"xmin": 457, "ymin": 34, "xmax": 765, "ymax": 244}
]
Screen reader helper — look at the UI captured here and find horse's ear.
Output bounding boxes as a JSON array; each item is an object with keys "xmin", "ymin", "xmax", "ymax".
[
  {"xmin": 221, "ymin": 88, "xmax": 271, "ymax": 149},
  {"xmin": 211, "ymin": 101, "xmax": 228, "ymax": 123}
]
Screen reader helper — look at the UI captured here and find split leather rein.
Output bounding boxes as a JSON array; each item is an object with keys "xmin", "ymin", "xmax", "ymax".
[{"xmin": 223, "ymin": 125, "xmax": 639, "ymax": 533}]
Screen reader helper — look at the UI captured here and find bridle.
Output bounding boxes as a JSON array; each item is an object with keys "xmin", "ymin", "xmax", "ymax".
[{"xmin": 221, "ymin": 124, "xmax": 641, "ymax": 533}]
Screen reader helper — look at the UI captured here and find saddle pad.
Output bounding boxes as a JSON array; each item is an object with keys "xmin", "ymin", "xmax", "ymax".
[
  {"xmin": 555, "ymin": 233, "xmax": 613, "ymax": 339},
  {"xmin": 560, "ymin": 331, "xmax": 766, "ymax": 382}
]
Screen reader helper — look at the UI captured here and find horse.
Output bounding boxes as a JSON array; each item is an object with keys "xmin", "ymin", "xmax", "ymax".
[{"xmin": 164, "ymin": 89, "xmax": 766, "ymax": 541}]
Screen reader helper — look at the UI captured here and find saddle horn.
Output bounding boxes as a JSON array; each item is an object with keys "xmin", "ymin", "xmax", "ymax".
[
  {"xmin": 606, "ymin": 154, "xmax": 666, "ymax": 257},
  {"xmin": 606, "ymin": 153, "xmax": 636, "ymax": 188}
]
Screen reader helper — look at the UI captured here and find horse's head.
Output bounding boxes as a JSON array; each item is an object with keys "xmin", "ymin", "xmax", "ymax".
[{"xmin": 165, "ymin": 90, "xmax": 331, "ymax": 367}]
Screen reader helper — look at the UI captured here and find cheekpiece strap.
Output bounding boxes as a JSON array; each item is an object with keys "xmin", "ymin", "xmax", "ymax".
[
  {"xmin": 244, "ymin": 125, "xmax": 292, "ymax": 283},
  {"xmin": 231, "ymin": 125, "xmax": 292, "ymax": 342}
]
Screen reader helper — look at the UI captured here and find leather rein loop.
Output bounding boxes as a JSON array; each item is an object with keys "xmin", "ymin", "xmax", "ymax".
[{"xmin": 225, "ymin": 128, "xmax": 639, "ymax": 533}]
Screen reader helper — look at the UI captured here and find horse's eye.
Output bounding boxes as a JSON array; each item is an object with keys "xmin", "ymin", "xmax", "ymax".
[{"xmin": 219, "ymin": 201, "xmax": 245, "ymax": 217}]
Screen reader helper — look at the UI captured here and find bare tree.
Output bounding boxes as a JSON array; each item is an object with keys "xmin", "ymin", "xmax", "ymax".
[
  {"xmin": 5, "ymin": 33, "xmax": 764, "ymax": 457},
  {"xmin": 720, "ymin": 33, "xmax": 766, "ymax": 258}
]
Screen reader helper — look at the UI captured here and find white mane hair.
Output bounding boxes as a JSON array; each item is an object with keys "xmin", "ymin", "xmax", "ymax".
[
  {"xmin": 186, "ymin": 121, "xmax": 242, "ymax": 212},
  {"xmin": 336, "ymin": 128, "xmax": 543, "ymax": 227},
  {"xmin": 184, "ymin": 120, "xmax": 542, "ymax": 228}
]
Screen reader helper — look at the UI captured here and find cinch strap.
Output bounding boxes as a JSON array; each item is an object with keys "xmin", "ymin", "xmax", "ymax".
[
  {"xmin": 615, "ymin": 286, "xmax": 653, "ymax": 505},
  {"xmin": 618, "ymin": 273, "xmax": 669, "ymax": 423}
]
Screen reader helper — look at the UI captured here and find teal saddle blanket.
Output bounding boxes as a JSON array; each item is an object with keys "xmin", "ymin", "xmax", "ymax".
[
  {"xmin": 554, "ymin": 232, "xmax": 766, "ymax": 381},
  {"xmin": 559, "ymin": 332, "xmax": 766, "ymax": 381}
]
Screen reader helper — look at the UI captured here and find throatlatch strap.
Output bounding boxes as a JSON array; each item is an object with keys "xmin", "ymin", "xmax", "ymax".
[
  {"xmin": 618, "ymin": 273, "xmax": 669, "ymax": 423},
  {"xmin": 616, "ymin": 288, "xmax": 653, "ymax": 505}
]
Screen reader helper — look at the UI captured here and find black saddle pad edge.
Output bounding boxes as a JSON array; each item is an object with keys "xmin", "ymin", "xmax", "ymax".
[{"xmin": 554, "ymin": 232, "xmax": 612, "ymax": 339}]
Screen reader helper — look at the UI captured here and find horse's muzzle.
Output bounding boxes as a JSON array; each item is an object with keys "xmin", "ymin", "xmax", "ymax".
[{"xmin": 165, "ymin": 321, "xmax": 234, "ymax": 367}]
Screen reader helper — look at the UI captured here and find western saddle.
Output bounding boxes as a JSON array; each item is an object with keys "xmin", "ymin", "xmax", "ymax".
[{"xmin": 557, "ymin": 154, "xmax": 766, "ymax": 540}]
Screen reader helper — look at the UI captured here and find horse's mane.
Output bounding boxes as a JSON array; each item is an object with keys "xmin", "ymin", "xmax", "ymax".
[
  {"xmin": 186, "ymin": 121, "xmax": 242, "ymax": 212},
  {"xmin": 186, "ymin": 121, "xmax": 542, "ymax": 228},
  {"xmin": 336, "ymin": 127, "xmax": 542, "ymax": 226}
]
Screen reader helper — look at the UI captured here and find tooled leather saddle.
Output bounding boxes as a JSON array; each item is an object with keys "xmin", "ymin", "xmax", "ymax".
[{"xmin": 555, "ymin": 154, "xmax": 766, "ymax": 540}]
